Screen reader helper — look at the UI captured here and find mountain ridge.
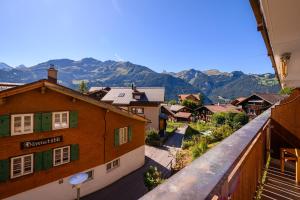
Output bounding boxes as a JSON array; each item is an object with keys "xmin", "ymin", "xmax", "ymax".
[{"xmin": 0, "ymin": 58, "xmax": 280, "ymax": 102}]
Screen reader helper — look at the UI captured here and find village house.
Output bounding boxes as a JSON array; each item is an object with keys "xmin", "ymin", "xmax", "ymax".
[
  {"xmin": 0, "ymin": 82, "xmax": 24, "ymax": 91},
  {"xmin": 178, "ymin": 93, "xmax": 201, "ymax": 104},
  {"xmin": 100, "ymin": 86, "xmax": 165, "ymax": 132},
  {"xmin": 236, "ymin": 93, "xmax": 285, "ymax": 119},
  {"xmin": 195, "ymin": 104, "xmax": 242, "ymax": 122},
  {"xmin": 161, "ymin": 104, "xmax": 192, "ymax": 122},
  {"xmin": 0, "ymin": 67, "xmax": 147, "ymax": 200}
]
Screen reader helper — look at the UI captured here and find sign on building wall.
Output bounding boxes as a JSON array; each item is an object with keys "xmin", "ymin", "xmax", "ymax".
[{"xmin": 21, "ymin": 136, "xmax": 63, "ymax": 149}]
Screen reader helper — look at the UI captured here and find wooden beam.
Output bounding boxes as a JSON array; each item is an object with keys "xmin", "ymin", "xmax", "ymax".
[
  {"xmin": 0, "ymin": 98, "xmax": 6, "ymax": 105},
  {"xmin": 41, "ymin": 86, "xmax": 46, "ymax": 94}
]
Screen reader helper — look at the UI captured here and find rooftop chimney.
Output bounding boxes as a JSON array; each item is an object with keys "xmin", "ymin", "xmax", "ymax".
[{"xmin": 48, "ymin": 64, "xmax": 58, "ymax": 84}]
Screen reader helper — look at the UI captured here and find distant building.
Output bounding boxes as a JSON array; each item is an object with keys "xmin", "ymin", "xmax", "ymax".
[
  {"xmin": 231, "ymin": 97, "xmax": 247, "ymax": 106},
  {"xmin": 178, "ymin": 93, "xmax": 201, "ymax": 104},
  {"xmin": 236, "ymin": 93, "xmax": 285, "ymax": 119},
  {"xmin": 0, "ymin": 67, "xmax": 147, "ymax": 199},
  {"xmin": 195, "ymin": 104, "xmax": 242, "ymax": 122},
  {"xmin": 101, "ymin": 86, "xmax": 165, "ymax": 131},
  {"xmin": 161, "ymin": 104, "xmax": 192, "ymax": 122}
]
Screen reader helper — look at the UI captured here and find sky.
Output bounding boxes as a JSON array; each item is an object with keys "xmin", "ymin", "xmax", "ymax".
[{"xmin": 0, "ymin": 0, "xmax": 273, "ymax": 73}]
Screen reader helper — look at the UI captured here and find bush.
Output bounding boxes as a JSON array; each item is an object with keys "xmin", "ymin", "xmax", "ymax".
[
  {"xmin": 280, "ymin": 87, "xmax": 293, "ymax": 95},
  {"xmin": 181, "ymin": 99, "xmax": 198, "ymax": 110},
  {"xmin": 211, "ymin": 112, "xmax": 226, "ymax": 126},
  {"xmin": 210, "ymin": 124, "xmax": 234, "ymax": 142},
  {"xmin": 145, "ymin": 129, "xmax": 160, "ymax": 145},
  {"xmin": 144, "ymin": 166, "xmax": 163, "ymax": 191},
  {"xmin": 191, "ymin": 138, "xmax": 208, "ymax": 159},
  {"xmin": 232, "ymin": 113, "xmax": 249, "ymax": 129},
  {"xmin": 181, "ymin": 140, "xmax": 194, "ymax": 149}
]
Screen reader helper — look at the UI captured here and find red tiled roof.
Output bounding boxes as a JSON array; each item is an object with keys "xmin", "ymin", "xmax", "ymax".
[
  {"xmin": 174, "ymin": 112, "xmax": 192, "ymax": 119},
  {"xmin": 202, "ymin": 104, "xmax": 241, "ymax": 113},
  {"xmin": 178, "ymin": 94, "xmax": 200, "ymax": 101}
]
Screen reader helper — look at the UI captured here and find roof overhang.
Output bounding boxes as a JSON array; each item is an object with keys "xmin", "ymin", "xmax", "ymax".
[{"xmin": 250, "ymin": 0, "xmax": 300, "ymax": 88}]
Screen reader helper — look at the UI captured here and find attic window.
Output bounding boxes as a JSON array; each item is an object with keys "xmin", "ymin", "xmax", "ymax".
[
  {"xmin": 118, "ymin": 93, "xmax": 125, "ymax": 97},
  {"xmin": 134, "ymin": 95, "xmax": 141, "ymax": 100}
]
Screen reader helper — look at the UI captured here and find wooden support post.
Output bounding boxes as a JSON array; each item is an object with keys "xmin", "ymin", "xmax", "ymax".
[
  {"xmin": 41, "ymin": 86, "xmax": 46, "ymax": 94},
  {"xmin": 296, "ymin": 149, "xmax": 300, "ymax": 184},
  {"xmin": 280, "ymin": 149, "xmax": 285, "ymax": 173}
]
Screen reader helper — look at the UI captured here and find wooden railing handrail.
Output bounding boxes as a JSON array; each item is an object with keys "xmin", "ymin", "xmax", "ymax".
[{"xmin": 140, "ymin": 109, "xmax": 271, "ymax": 200}]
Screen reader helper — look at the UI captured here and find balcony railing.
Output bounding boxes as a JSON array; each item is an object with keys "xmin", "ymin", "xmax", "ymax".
[{"xmin": 141, "ymin": 109, "xmax": 271, "ymax": 200}]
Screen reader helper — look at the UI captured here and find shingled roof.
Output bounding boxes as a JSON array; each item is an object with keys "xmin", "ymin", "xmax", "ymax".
[
  {"xmin": 196, "ymin": 104, "xmax": 241, "ymax": 114},
  {"xmin": 101, "ymin": 87, "xmax": 165, "ymax": 105},
  {"xmin": 238, "ymin": 93, "xmax": 285, "ymax": 105}
]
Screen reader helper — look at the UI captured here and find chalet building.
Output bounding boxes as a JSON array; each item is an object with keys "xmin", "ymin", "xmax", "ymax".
[
  {"xmin": 161, "ymin": 105, "xmax": 192, "ymax": 122},
  {"xmin": 0, "ymin": 67, "xmax": 147, "ymax": 200},
  {"xmin": 178, "ymin": 94, "xmax": 201, "ymax": 104},
  {"xmin": 236, "ymin": 93, "xmax": 285, "ymax": 119},
  {"xmin": 195, "ymin": 104, "xmax": 242, "ymax": 122},
  {"xmin": 101, "ymin": 86, "xmax": 165, "ymax": 131}
]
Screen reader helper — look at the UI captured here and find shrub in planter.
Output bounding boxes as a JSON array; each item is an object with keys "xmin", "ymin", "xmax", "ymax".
[
  {"xmin": 145, "ymin": 129, "xmax": 160, "ymax": 145},
  {"xmin": 144, "ymin": 166, "xmax": 163, "ymax": 191}
]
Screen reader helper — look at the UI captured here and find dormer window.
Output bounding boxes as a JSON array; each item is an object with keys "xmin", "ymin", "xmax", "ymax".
[{"xmin": 134, "ymin": 95, "xmax": 141, "ymax": 100}]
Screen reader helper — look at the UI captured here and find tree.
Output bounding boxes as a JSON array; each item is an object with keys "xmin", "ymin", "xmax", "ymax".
[
  {"xmin": 198, "ymin": 93, "xmax": 204, "ymax": 106},
  {"xmin": 211, "ymin": 112, "xmax": 226, "ymax": 126},
  {"xmin": 78, "ymin": 80, "xmax": 88, "ymax": 93},
  {"xmin": 232, "ymin": 113, "xmax": 249, "ymax": 129},
  {"xmin": 144, "ymin": 166, "xmax": 163, "ymax": 191},
  {"xmin": 280, "ymin": 87, "xmax": 293, "ymax": 95},
  {"xmin": 181, "ymin": 99, "xmax": 198, "ymax": 110},
  {"xmin": 168, "ymin": 99, "xmax": 177, "ymax": 105}
]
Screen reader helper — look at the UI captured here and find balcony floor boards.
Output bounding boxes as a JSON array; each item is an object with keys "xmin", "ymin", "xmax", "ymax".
[{"xmin": 261, "ymin": 159, "xmax": 300, "ymax": 200}]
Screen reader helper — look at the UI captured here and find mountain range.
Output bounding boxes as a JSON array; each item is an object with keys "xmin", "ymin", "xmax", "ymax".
[{"xmin": 0, "ymin": 58, "xmax": 280, "ymax": 102}]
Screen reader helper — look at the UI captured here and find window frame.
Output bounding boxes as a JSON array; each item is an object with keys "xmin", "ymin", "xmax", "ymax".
[
  {"xmin": 52, "ymin": 111, "xmax": 69, "ymax": 130},
  {"xmin": 53, "ymin": 146, "xmax": 71, "ymax": 166},
  {"xmin": 106, "ymin": 158, "xmax": 120, "ymax": 172},
  {"xmin": 131, "ymin": 107, "xmax": 144, "ymax": 114},
  {"xmin": 119, "ymin": 127, "xmax": 128, "ymax": 145},
  {"xmin": 10, "ymin": 154, "xmax": 34, "ymax": 179},
  {"xmin": 11, "ymin": 113, "xmax": 34, "ymax": 136}
]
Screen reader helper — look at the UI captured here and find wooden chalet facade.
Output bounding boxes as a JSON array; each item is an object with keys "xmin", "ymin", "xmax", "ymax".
[
  {"xmin": 161, "ymin": 105, "xmax": 192, "ymax": 122},
  {"xmin": 237, "ymin": 93, "xmax": 285, "ymax": 119},
  {"xmin": 0, "ymin": 68, "xmax": 147, "ymax": 200}
]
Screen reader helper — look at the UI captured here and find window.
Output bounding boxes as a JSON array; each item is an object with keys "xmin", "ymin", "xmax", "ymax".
[
  {"xmin": 52, "ymin": 111, "xmax": 69, "ymax": 130},
  {"xmin": 118, "ymin": 93, "xmax": 125, "ymax": 97},
  {"xmin": 84, "ymin": 170, "xmax": 94, "ymax": 182},
  {"xmin": 53, "ymin": 146, "xmax": 70, "ymax": 166},
  {"xmin": 131, "ymin": 107, "xmax": 144, "ymax": 114},
  {"xmin": 11, "ymin": 114, "xmax": 34, "ymax": 135},
  {"xmin": 119, "ymin": 127, "xmax": 128, "ymax": 145},
  {"xmin": 11, "ymin": 154, "xmax": 33, "ymax": 178},
  {"xmin": 133, "ymin": 95, "xmax": 141, "ymax": 100},
  {"xmin": 106, "ymin": 159, "xmax": 120, "ymax": 172}
]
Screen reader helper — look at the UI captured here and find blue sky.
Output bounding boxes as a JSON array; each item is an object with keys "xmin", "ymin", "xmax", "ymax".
[{"xmin": 0, "ymin": 0, "xmax": 272, "ymax": 73}]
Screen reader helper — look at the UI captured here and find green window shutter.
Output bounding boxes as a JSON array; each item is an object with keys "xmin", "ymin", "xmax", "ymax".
[
  {"xmin": 71, "ymin": 144, "xmax": 79, "ymax": 161},
  {"xmin": 42, "ymin": 150, "xmax": 53, "ymax": 170},
  {"xmin": 114, "ymin": 128, "xmax": 119, "ymax": 147},
  {"xmin": 128, "ymin": 126, "xmax": 132, "ymax": 142},
  {"xmin": 0, "ymin": 115, "xmax": 9, "ymax": 137},
  {"xmin": 35, "ymin": 152, "xmax": 43, "ymax": 172},
  {"xmin": 69, "ymin": 111, "xmax": 78, "ymax": 128},
  {"xmin": 0, "ymin": 159, "xmax": 9, "ymax": 182},
  {"xmin": 34, "ymin": 113, "xmax": 42, "ymax": 133},
  {"xmin": 42, "ymin": 112, "xmax": 52, "ymax": 132}
]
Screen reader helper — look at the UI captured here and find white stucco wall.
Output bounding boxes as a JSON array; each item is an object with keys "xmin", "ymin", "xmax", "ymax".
[{"xmin": 5, "ymin": 145, "xmax": 145, "ymax": 200}]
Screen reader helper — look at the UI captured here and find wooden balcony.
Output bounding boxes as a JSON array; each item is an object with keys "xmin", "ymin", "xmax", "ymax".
[
  {"xmin": 261, "ymin": 159, "xmax": 300, "ymax": 200},
  {"xmin": 141, "ymin": 89, "xmax": 300, "ymax": 200}
]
